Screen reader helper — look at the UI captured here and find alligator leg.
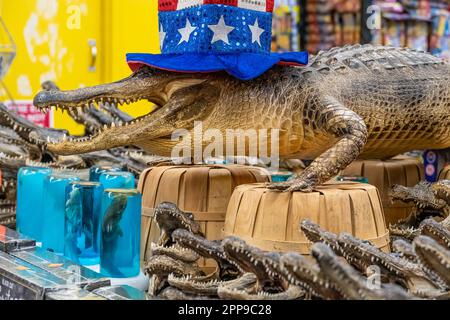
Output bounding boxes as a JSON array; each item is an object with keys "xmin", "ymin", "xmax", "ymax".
[{"xmin": 269, "ymin": 97, "xmax": 368, "ymax": 192}]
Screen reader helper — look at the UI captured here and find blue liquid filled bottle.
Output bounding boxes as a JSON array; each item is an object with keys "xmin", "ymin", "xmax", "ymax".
[
  {"xmin": 270, "ymin": 171, "xmax": 294, "ymax": 183},
  {"xmin": 16, "ymin": 167, "xmax": 52, "ymax": 240},
  {"xmin": 41, "ymin": 173, "xmax": 80, "ymax": 254},
  {"xmin": 100, "ymin": 189, "xmax": 141, "ymax": 278},
  {"xmin": 89, "ymin": 165, "xmax": 122, "ymax": 182},
  {"xmin": 99, "ymin": 172, "xmax": 135, "ymax": 190},
  {"xmin": 64, "ymin": 181, "xmax": 104, "ymax": 266}
]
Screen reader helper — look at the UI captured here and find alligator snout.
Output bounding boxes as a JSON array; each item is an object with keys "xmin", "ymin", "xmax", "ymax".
[
  {"xmin": 33, "ymin": 91, "xmax": 54, "ymax": 108},
  {"xmin": 34, "ymin": 88, "xmax": 96, "ymax": 109}
]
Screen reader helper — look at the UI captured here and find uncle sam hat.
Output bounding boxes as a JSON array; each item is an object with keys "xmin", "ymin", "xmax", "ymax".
[{"xmin": 126, "ymin": 0, "xmax": 309, "ymax": 80}]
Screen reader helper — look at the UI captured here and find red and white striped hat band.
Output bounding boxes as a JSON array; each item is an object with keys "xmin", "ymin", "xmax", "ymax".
[{"xmin": 158, "ymin": 0, "xmax": 274, "ymax": 12}]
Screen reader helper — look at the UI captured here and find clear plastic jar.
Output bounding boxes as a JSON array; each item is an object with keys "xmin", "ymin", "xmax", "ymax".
[
  {"xmin": 270, "ymin": 171, "xmax": 294, "ymax": 182},
  {"xmin": 64, "ymin": 181, "xmax": 104, "ymax": 266},
  {"xmin": 99, "ymin": 171, "xmax": 135, "ymax": 190},
  {"xmin": 89, "ymin": 165, "xmax": 122, "ymax": 182},
  {"xmin": 41, "ymin": 173, "xmax": 80, "ymax": 254},
  {"xmin": 100, "ymin": 189, "xmax": 141, "ymax": 278},
  {"xmin": 16, "ymin": 167, "xmax": 52, "ymax": 240}
]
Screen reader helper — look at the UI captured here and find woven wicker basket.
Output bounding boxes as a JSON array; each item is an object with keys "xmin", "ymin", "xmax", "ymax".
[
  {"xmin": 342, "ymin": 158, "xmax": 424, "ymax": 225},
  {"xmin": 137, "ymin": 165, "xmax": 270, "ymax": 268},
  {"xmin": 224, "ymin": 182, "xmax": 390, "ymax": 254}
]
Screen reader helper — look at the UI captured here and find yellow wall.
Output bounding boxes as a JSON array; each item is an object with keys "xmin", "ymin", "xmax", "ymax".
[
  {"xmin": 0, "ymin": 0, "xmax": 159, "ymax": 135},
  {"xmin": 103, "ymin": 0, "xmax": 159, "ymax": 117},
  {"xmin": 104, "ymin": 0, "xmax": 159, "ymax": 81}
]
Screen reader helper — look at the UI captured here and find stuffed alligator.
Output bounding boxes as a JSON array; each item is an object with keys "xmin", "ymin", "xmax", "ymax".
[{"xmin": 33, "ymin": 44, "xmax": 450, "ymax": 192}]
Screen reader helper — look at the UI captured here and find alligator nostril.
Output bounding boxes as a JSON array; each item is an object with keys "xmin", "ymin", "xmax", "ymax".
[{"xmin": 33, "ymin": 91, "xmax": 49, "ymax": 107}]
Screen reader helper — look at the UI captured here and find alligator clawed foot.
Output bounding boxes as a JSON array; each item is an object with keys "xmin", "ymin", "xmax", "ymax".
[{"xmin": 267, "ymin": 179, "xmax": 314, "ymax": 193}]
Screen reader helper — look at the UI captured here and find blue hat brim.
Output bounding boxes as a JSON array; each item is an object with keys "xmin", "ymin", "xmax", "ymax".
[{"xmin": 126, "ymin": 52, "xmax": 309, "ymax": 81}]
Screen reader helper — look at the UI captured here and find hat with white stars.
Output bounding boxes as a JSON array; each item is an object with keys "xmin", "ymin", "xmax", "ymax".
[{"xmin": 126, "ymin": 0, "xmax": 309, "ymax": 80}]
